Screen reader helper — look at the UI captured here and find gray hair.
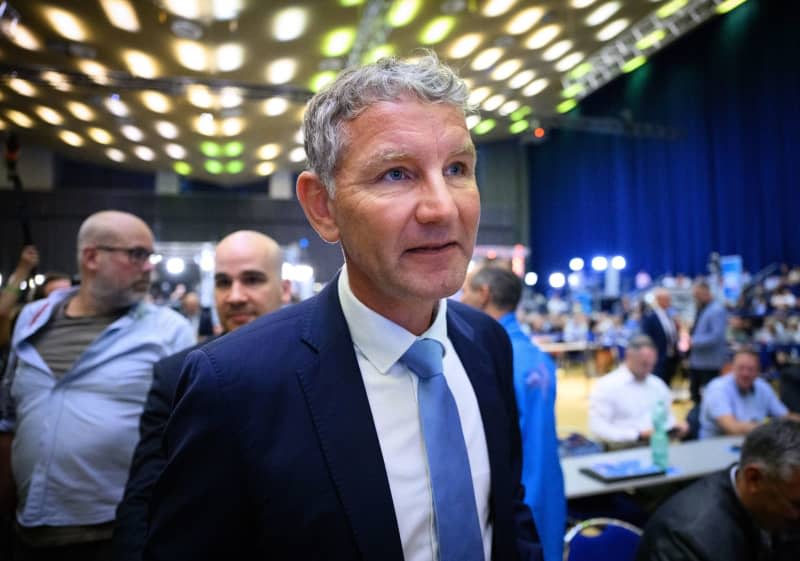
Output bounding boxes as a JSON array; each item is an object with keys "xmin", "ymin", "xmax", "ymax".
[
  {"xmin": 303, "ymin": 50, "xmax": 475, "ymax": 196},
  {"xmin": 470, "ymin": 266, "xmax": 522, "ymax": 312},
  {"xmin": 627, "ymin": 334, "xmax": 656, "ymax": 351},
  {"xmin": 740, "ymin": 419, "xmax": 800, "ymax": 482}
]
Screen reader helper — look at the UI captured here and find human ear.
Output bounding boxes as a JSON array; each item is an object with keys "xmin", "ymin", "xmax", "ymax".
[{"xmin": 296, "ymin": 171, "xmax": 340, "ymax": 244}]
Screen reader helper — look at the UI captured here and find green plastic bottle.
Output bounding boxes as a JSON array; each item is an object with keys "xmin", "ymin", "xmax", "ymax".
[{"xmin": 651, "ymin": 399, "xmax": 669, "ymax": 469}]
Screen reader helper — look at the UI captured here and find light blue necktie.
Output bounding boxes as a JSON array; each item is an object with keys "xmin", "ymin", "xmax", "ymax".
[{"xmin": 400, "ymin": 338, "xmax": 484, "ymax": 561}]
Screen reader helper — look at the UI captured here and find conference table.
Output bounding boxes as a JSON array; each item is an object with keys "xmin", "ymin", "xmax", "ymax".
[{"xmin": 561, "ymin": 435, "xmax": 744, "ymax": 499}]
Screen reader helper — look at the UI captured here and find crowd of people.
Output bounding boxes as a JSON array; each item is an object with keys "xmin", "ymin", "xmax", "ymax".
[{"xmin": 0, "ymin": 53, "xmax": 798, "ymax": 561}]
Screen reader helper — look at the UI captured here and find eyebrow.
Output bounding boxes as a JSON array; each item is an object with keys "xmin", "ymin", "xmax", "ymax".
[{"xmin": 365, "ymin": 142, "xmax": 477, "ymax": 168}]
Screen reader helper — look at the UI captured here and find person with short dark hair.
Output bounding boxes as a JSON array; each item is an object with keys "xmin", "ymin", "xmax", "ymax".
[
  {"xmin": 635, "ymin": 419, "xmax": 800, "ymax": 561},
  {"xmin": 461, "ymin": 265, "xmax": 565, "ymax": 561}
]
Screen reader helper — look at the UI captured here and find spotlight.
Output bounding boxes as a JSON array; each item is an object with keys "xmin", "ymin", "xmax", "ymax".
[
  {"xmin": 524, "ymin": 272, "xmax": 538, "ymax": 286},
  {"xmin": 569, "ymin": 257, "xmax": 584, "ymax": 272},
  {"xmin": 165, "ymin": 257, "xmax": 185, "ymax": 275},
  {"xmin": 591, "ymin": 256, "xmax": 608, "ymax": 271},
  {"xmin": 611, "ymin": 255, "xmax": 626, "ymax": 270},
  {"xmin": 549, "ymin": 272, "xmax": 565, "ymax": 289}
]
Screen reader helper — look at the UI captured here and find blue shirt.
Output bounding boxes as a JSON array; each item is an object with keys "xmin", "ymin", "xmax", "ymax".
[
  {"xmin": 0, "ymin": 288, "xmax": 195, "ymax": 527},
  {"xmin": 699, "ymin": 374, "xmax": 789, "ymax": 439},
  {"xmin": 498, "ymin": 312, "xmax": 566, "ymax": 561}
]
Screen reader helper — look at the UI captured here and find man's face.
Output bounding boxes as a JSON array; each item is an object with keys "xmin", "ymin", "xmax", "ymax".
[
  {"xmin": 693, "ymin": 285, "xmax": 710, "ymax": 304},
  {"xmin": 746, "ymin": 467, "xmax": 800, "ymax": 533},
  {"xmin": 733, "ymin": 353, "xmax": 760, "ymax": 392},
  {"xmin": 627, "ymin": 346, "xmax": 657, "ymax": 379},
  {"xmin": 90, "ymin": 224, "xmax": 154, "ymax": 309},
  {"xmin": 214, "ymin": 243, "xmax": 288, "ymax": 332},
  {"xmin": 459, "ymin": 270, "xmax": 485, "ymax": 310},
  {"xmin": 325, "ymin": 98, "xmax": 480, "ymax": 318},
  {"xmin": 655, "ymin": 291, "xmax": 671, "ymax": 310}
]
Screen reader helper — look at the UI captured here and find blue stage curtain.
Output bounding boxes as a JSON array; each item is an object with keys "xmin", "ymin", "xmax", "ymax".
[{"xmin": 526, "ymin": 0, "xmax": 799, "ymax": 278}]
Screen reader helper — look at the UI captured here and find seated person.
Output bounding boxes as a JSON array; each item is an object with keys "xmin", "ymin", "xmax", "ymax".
[
  {"xmin": 635, "ymin": 418, "xmax": 800, "ymax": 561},
  {"xmin": 589, "ymin": 335, "xmax": 687, "ymax": 447},
  {"xmin": 699, "ymin": 349, "xmax": 799, "ymax": 438}
]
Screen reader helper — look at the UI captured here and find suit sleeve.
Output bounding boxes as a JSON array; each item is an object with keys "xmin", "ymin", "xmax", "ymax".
[
  {"xmin": 144, "ymin": 349, "xmax": 249, "ymax": 561},
  {"xmin": 113, "ymin": 357, "xmax": 180, "ymax": 561},
  {"xmin": 635, "ymin": 528, "xmax": 709, "ymax": 561},
  {"xmin": 690, "ymin": 307, "xmax": 727, "ymax": 350}
]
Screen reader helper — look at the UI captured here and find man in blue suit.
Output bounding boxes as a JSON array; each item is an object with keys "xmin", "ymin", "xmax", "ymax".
[
  {"xmin": 688, "ymin": 281, "xmax": 729, "ymax": 404},
  {"xmin": 112, "ymin": 230, "xmax": 290, "ymax": 560},
  {"xmin": 461, "ymin": 266, "xmax": 566, "ymax": 561},
  {"xmin": 144, "ymin": 53, "xmax": 541, "ymax": 561}
]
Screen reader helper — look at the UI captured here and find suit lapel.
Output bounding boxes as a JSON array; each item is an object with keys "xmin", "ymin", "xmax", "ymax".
[{"xmin": 295, "ymin": 278, "xmax": 404, "ymax": 561}]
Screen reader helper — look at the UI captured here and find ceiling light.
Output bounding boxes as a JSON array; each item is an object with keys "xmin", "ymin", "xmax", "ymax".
[
  {"xmin": 294, "ymin": 129, "xmax": 304, "ymax": 144},
  {"xmin": 585, "ymin": 2, "xmax": 621, "ymax": 26},
  {"xmin": 571, "ymin": 0, "xmax": 597, "ymax": 6},
  {"xmin": 41, "ymin": 71, "xmax": 71, "ymax": 91},
  {"xmin": 219, "ymin": 87, "xmax": 242, "ymax": 108},
  {"xmin": 106, "ymin": 147, "xmax": 125, "ymax": 162},
  {"xmin": 67, "ymin": 101, "xmax": 95, "ymax": 121},
  {"xmin": 657, "ymin": 0, "xmax": 688, "ymax": 19},
  {"xmin": 267, "ymin": 58, "xmax": 297, "ymax": 84},
  {"xmin": 509, "ymin": 70, "xmax": 536, "ymax": 89},
  {"xmin": 165, "ymin": 143, "xmax": 187, "ymax": 159},
  {"xmin": 224, "ymin": 142, "xmax": 244, "ymax": 158},
  {"xmin": 506, "ymin": 7, "xmax": 545, "ymax": 35},
  {"xmin": 263, "ymin": 97, "xmax": 289, "ymax": 116},
  {"xmin": 448, "ymin": 33, "xmax": 482, "ymax": 59},
  {"xmin": 3, "ymin": 22, "xmax": 41, "ymax": 50},
  {"xmin": 100, "ymin": 0, "xmax": 140, "ymax": 32},
  {"xmin": 200, "ymin": 141, "xmax": 222, "ymax": 157},
  {"xmin": 162, "ymin": 0, "xmax": 200, "ymax": 19},
  {"xmin": 491, "ymin": 59, "xmax": 522, "ymax": 81},
  {"xmin": 310, "ymin": 71, "xmax": 338, "ymax": 93},
  {"xmin": 216, "ymin": 43, "xmax": 244, "ymax": 72},
  {"xmin": 134, "ymin": 146, "xmax": 155, "ymax": 161},
  {"xmin": 257, "ymin": 143, "xmax": 281, "ymax": 160},
  {"xmin": 482, "ymin": 0, "xmax": 516, "ymax": 17},
  {"xmin": 256, "ymin": 162, "xmax": 276, "ymax": 176},
  {"xmin": 273, "ymin": 7, "xmax": 308, "ymax": 41},
  {"xmin": 105, "ymin": 96, "xmax": 130, "ymax": 117},
  {"xmin": 472, "ymin": 119, "xmax": 496, "ymax": 135},
  {"xmin": 466, "ymin": 115, "xmax": 481, "ymax": 130},
  {"xmin": 522, "ymin": 78, "xmax": 549, "ymax": 97},
  {"xmin": 140, "ymin": 91, "xmax": 171, "ymax": 113},
  {"xmin": 175, "ymin": 40, "xmax": 208, "ymax": 71},
  {"xmin": 557, "ymin": 99, "xmax": 578, "ymax": 113},
  {"xmin": 716, "ymin": 0, "xmax": 748, "ymax": 13},
  {"xmin": 542, "ymin": 40, "xmax": 573, "ymax": 62},
  {"xmin": 322, "ymin": 28, "xmax": 356, "ymax": 57},
  {"xmin": 525, "ymin": 24, "xmax": 561, "ymax": 49},
  {"xmin": 205, "ymin": 160, "xmax": 223, "ymax": 174},
  {"xmin": 77, "ymin": 60, "xmax": 110, "ymax": 85},
  {"xmin": 221, "ymin": 117, "xmax": 244, "ymax": 136},
  {"xmin": 596, "ymin": 18, "xmax": 629, "ymax": 41},
  {"xmin": 419, "ymin": 16, "xmax": 455, "ymax": 45},
  {"xmin": 289, "ymin": 147, "xmax": 306, "ymax": 162},
  {"xmin": 226, "ymin": 160, "xmax": 244, "ymax": 174},
  {"xmin": 636, "ymin": 29, "xmax": 667, "ymax": 51},
  {"xmin": 570, "ymin": 63, "xmax": 593, "ymax": 79},
  {"xmin": 562, "ymin": 84, "xmax": 585, "ymax": 98},
  {"xmin": 6, "ymin": 110, "xmax": 34, "ymax": 128},
  {"xmin": 498, "ymin": 100, "xmax": 520, "ymax": 116},
  {"xmin": 35, "ymin": 106, "xmax": 63, "ymax": 125},
  {"xmin": 89, "ymin": 127, "xmax": 113, "ymax": 144},
  {"xmin": 59, "ymin": 131, "xmax": 84, "ymax": 147},
  {"xmin": 121, "ymin": 125, "xmax": 144, "ymax": 142},
  {"xmin": 509, "ymin": 120, "xmax": 528, "ymax": 134},
  {"xmin": 187, "ymin": 85, "xmax": 214, "ymax": 108},
  {"xmin": 8, "ymin": 78, "xmax": 37, "ymax": 97},
  {"xmin": 363, "ymin": 44, "xmax": 395, "ymax": 64},
  {"xmin": 510, "ymin": 106, "xmax": 532, "ymax": 121},
  {"xmin": 468, "ymin": 86, "xmax": 492, "ymax": 105},
  {"xmin": 472, "ymin": 47, "xmax": 504, "ymax": 71},
  {"xmin": 482, "ymin": 94, "xmax": 506, "ymax": 112},
  {"xmin": 622, "ymin": 55, "xmax": 647, "ymax": 73},
  {"xmin": 195, "ymin": 114, "xmax": 217, "ymax": 136},
  {"xmin": 155, "ymin": 120, "xmax": 179, "ymax": 139},
  {"xmin": 555, "ymin": 52, "xmax": 584, "ymax": 72},
  {"xmin": 212, "ymin": 0, "xmax": 243, "ymax": 21},
  {"xmin": 386, "ymin": 0, "xmax": 422, "ymax": 27},
  {"xmin": 174, "ymin": 162, "xmax": 192, "ymax": 175},
  {"xmin": 43, "ymin": 7, "xmax": 87, "ymax": 41}
]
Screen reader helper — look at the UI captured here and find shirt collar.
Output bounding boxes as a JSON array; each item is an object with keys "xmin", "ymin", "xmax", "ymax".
[{"xmin": 337, "ymin": 265, "xmax": 449, "ymax": 375}]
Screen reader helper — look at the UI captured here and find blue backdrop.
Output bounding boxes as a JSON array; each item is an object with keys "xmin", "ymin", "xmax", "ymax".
[{"xmin": 526, "ymin": 0, "xmax": 799, "ymax": 279}]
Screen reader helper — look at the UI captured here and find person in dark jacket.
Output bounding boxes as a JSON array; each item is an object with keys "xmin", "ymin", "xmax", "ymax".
[
  {"xmin": 636, "ymin": 418, "xmax": 800, "ymax": 561},
  {"xmin": 111, "ymin": 230, "xmax": 290, "ymax": 560}
]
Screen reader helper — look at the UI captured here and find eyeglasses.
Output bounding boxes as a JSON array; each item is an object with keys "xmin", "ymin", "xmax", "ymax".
[{"xmin": 95, "ymin": 245, "xmax": 155, "ymax": 265}]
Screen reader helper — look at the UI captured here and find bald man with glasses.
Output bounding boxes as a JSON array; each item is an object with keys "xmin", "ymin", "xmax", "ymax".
[{"xmin": 0, "ymin": 210, "xmax": 194, "ymax": 561}]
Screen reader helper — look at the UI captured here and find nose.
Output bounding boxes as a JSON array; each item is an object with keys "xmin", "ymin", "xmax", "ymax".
[
  {"xmin": 416, "ymin": 173, "xmax": 458, "ymax": 224},
  {"xmin": 141, "ymin": 259, "xmax": 155, "ymax": 273},
  {"xmin": 226, "ymin": 280, "xmax": 247, "ymax": 303}
]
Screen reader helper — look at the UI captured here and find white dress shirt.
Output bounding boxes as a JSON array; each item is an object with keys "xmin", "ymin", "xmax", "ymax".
[
  {"xmin": 338, "ymin": 267, "xmax": 492, "ymax": 561},
  {"xmin": 588, "ymin": 364, "xmax": 677, "ymax": 443},
  {"xmin": 654, "ymin": 307, "xmax": 676, "ymax": 355}
]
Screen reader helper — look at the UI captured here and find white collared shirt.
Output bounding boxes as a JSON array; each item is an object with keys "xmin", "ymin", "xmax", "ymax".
[{"xmin": 338, "ymin": 267, "xmax": 492, "ymax": 561}]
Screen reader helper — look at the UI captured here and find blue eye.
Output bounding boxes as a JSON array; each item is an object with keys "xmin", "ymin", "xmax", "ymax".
[
  {"xmin": 383, "ymin": 168, "xmax": 408, "ymax": 181},
  {"xmin": 445, "ymin": 162, "xmax": 467, "ymax": 176}
]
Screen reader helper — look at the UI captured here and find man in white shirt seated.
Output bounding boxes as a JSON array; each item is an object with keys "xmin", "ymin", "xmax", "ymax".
[{"xmin": 589, "ymin": 335, "xmax": 688, "ymax": 448}]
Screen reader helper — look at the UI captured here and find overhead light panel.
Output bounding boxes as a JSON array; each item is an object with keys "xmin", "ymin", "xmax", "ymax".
[
  {"xmin": 3, "ymin": 22, "xmax": 41, "ymax": 50},
  {"xmin": 322, "ymin": 28, "xmax": 356, "ymax": 57},
  {"xmin": 67, "ymin": 101, "xmax": 95, "ymax": 121},
  {"xmin": 8, "ymin": 78, "xmax": 37, "ymax": 97},
  {"xmin": 585, "ymin": 2, "xmax": 621, "ymax": 26},
  {"xmin": 78, "ymin": 60, "xmax": 110, "ymax": 85},
  {"xmin": 716, "ymin": 0, "xmax": 747, "ymax": 13},
  {"xmin": 267, "ymin": 58, "xmax": 297, "ymax": 84},
  {"xmin": 467, "ymin": 86, "xmax": 492, "ymax": 106},
  {"xmin": 35, "ymin": 106, "xmax": 63, "ymax": 125},
  {"xmin": 506, "ymin": 7, "xmax": 545, "ymax": 35},
  {"xmin": 482, "ymin": 94, "xmax": 506, "ymax": 112},
  {"xmin": 263, "ymin": 97, "xmax": 289, "ymax": 116},
  {"xmin": 490, "ymin": 59, "xmax": 522, "ymax": 81},
  {"xmin": 41, "ymin": 71, "xmax": 71, "ymax": 92},
  {"xmin": 219, "ymin": 88, "xmax": 242, "ymax": 108},
  {"xmin": 482, "ymin": 0, "xmax": 516, "ymax": 17},
  {"xmin": 174, "ymin": 162, "xmax": 192, "ymax": 175},
  {"xmin": 165, "ymin": 143, "xmax": 187, "ymax": 159},
  {"xmin": 256, "ymin": 162, "xmax": 276, "ymax": 176},
  {"xmin": 43, "ymin": 7, "xmax": 87, "ymax": 41},
  {"xmin": 226, "ymin": 160, "xmax": 244, "ymax": 174},
  {"xmin": 471, "ymin": 47, "xmax": 504, "ymax": 71},
  {"xmin": 125, "ymin": 50, "xmax": 159, "ymax": 78},
  {"xmin": 636, "ymin": 29, "xmax": 667, "ymax": 51},
  {"xmin": 100, "ymin": 0, "xmax": 140, "ymax": 32},
  {"xmin": 89, "ymin": 127, "xmax": 113, "ymax": 144},
  {"xmin": 205, "ymin": 160, "xmax": 223, "ymax": 174},
  {"xmin": 310, "ymin": 71, "xmax": 338, "ymax": 93},
  {"xmin": 194, "ymin": 113, "xmax": 217, "ymax": 136},
  {"xmin": 555, "ymin": 52, "xmax": 584, "ymax": 72},
  {"xmin": 105, "ymin": 96, "xmax": 130, "ymax": 117},
  {"xmin": 257, "ymin": 144, "xmax": 281, "ymax": 160},
  {"xmin": 121, "ymin": 125, "xmax": 144, "ymax": 142},
  {"xmin": 509, "ymin": 70, "xmax": 536, "ymax": 89},
  {"xmin": 472, "ymin": 119, "xmax": 496, "ymax": 135},
  {"xmin": 657, "ymin": 0, "xmax": 688, "ymax": 19},
  {"xmin": 59, "ymin": 130, "xmax": 84, "ymax": 146},
  {"xmin": 542, "ymin": 40, "xmax": 573, "ymax": 62},
  {"xmin": 596, "ymin": 19, "xmax": 629, "ymax": 41},
  {"xmin": 155, "ymin": 120, "xmax": 179, "ymax": 139},
  {"xmin": 6, "ymin": 110, "xmax": 34, "ymax": 128},
  {"xmin": 466, "ymin": 115, "xmax": 481, "ymax": 130},
  {"xmin": 186, "ymin": 85, "xmax": 214, "ymax": 108},
  {"xmin": 571, "ymin": 0, "xmax": 597, "ymax": 7},
  {"xmin": 141, "ymin": 91, "xmax": 171, "ymax": 113},
  {"xmin": 621, "ymin": 55, "xmax": 647, "ymax": 73},
  {"xmin": 525, "ymin": 24, "xmax": 561, "ymax": 49},
  {"xmin": 498, "ymin": 100, "xmax": 521, "ymax": 116},
  {"xmin": 200, "ymin": 141, "xmax": 222, "ymax": 157},
  {"xmin": 289, "ymin": 147, "xmax": 306, "ymax": 163},
  {"xmin": 221, "ymin": 117, "xmax": 244, "ymax": 136},
  {"xmin": 175, "ymin": 40, "xmax": 208, "ymax": 71},
  {"xmin": 363, "ymin": 44, "xmax": 395, "ymax": 64},
  {"xmin": 522, "ymin": 78, "xmax": 549, "ymax": 97},
  {"xmin": 386, "ymin": 0, "xmax": 422, "ymax": 27},
  {"xmin": 134, "ymin": 146, "xmax": 155, "ymax": 161},
  {"xmin": 557, "ymin": 99, "xmax": 577, "ymax": 113},
  {"xmin": 106, "ymin": 148, "xmax": 125, "ymax": 162},
  {"xmin": 419, "ymin": 16, "xmax": 455, "ymax": 45},
  {"xmin": 448, "ymin": 33, "xmax": 482, "ymax": 59},
  {"xmin": 216, "ymin": 43, "xmax": 244, "ymax": 72},
  {"xmin": 273, "ymin": 7, "xmax": 308, "ymax": 41},
  {"xmin": 224, "ymin": 141, "xmax": 244, "ymax": 157},
  {"xmin": 509, "ymin": 120, "xmax": 529, "ymax": 134}
]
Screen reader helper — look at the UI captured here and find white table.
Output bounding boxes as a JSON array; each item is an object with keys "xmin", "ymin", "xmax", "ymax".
[{"xmin": 561, "ymin": 435, "xmax": 744, "ymax": 499}]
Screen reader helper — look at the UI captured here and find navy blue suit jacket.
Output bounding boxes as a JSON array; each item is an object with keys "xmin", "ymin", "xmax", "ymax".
[{"xmin": 144, "ymin": 278, "xmax": 541, "ymax": 561}]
